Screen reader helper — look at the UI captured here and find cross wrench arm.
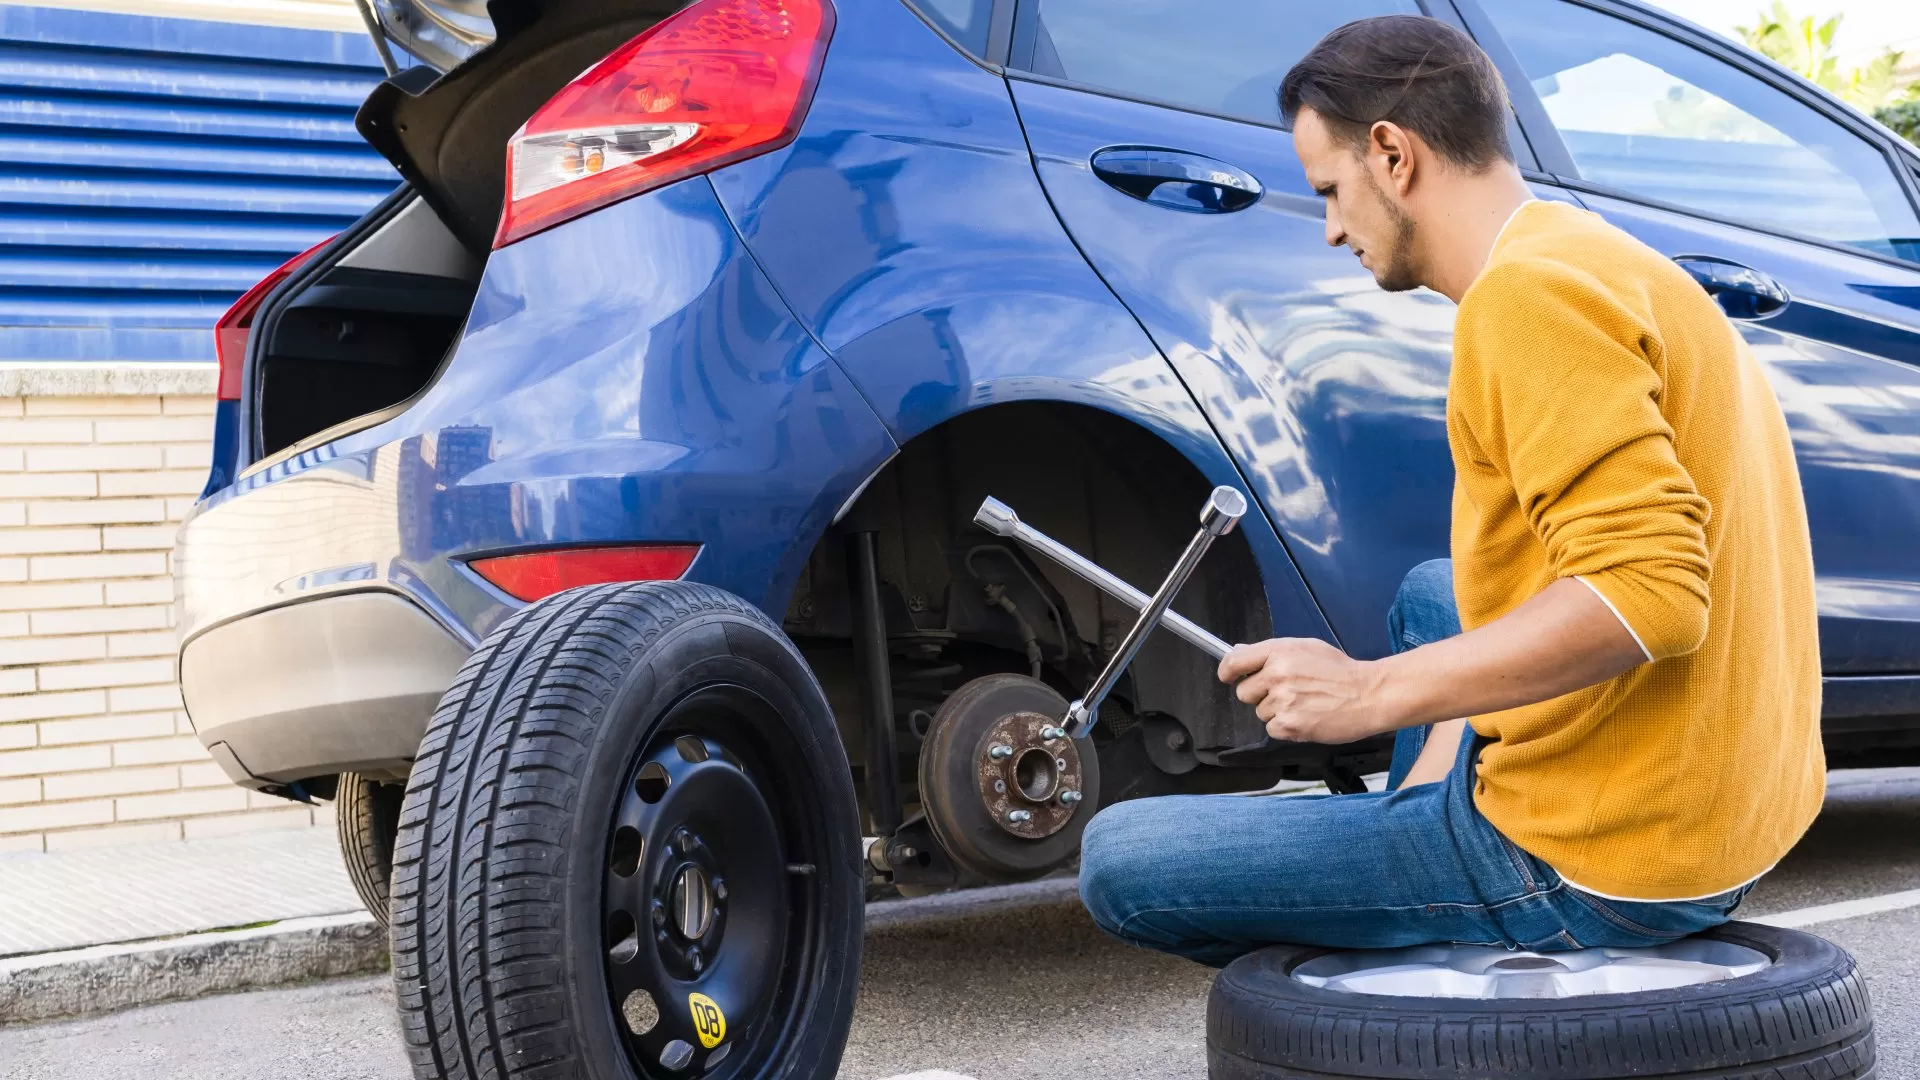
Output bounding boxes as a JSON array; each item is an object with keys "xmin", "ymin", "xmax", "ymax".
[
  {"xmin": 973, "ymin": 497, "xmax": 1235, "ymax": 662},
  {"xmin": 975, "ymin": 487, "xmax": 1247, "ymax": 739}
]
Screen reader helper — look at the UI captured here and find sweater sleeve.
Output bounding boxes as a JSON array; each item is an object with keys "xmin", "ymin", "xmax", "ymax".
[{"xmin": 1454, "ymin": 259, "xmax": 1712, "ymax": 660}]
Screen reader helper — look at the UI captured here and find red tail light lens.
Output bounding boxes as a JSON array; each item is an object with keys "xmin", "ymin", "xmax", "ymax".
[
  {"xmin": 494, "ymin": 0, "xmax": 834, "ymax": 248},
  {"xmin": 215, "ymin": 237, "xmax": 334, "ymax": 401},
  {"xmin": 468, "ymin": 544, "xmax": 702, "ymax": 602}
]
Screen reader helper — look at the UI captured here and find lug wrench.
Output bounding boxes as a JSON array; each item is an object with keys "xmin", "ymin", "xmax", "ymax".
[{"xmin": 974, "ymin": 486, "xmax": 1247, "ymax": 739}]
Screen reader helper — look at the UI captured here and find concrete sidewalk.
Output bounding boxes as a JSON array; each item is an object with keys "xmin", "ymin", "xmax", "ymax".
[{"xmin": 0, "ymin": 828, "xmax": 382, "ymax": 1024}]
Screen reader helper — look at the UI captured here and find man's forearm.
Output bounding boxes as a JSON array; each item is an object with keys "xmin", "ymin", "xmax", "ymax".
[{"xmin": 1371, "ymin": 577, "xmax": 1648, "ymax": 732}]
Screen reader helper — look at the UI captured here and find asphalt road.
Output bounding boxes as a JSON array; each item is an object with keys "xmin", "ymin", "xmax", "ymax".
[{"xmin": 4, "ymin": 767, "xmax": 1917, "ymax": 1080}]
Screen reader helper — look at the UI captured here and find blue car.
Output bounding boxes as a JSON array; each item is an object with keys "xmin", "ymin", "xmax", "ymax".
[{"xmin": 173, "ymin": 0, "xmax": 1920, "ymax": 1074}]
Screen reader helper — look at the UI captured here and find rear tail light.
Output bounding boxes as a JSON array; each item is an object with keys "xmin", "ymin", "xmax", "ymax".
[
  {"xmin": 215, "ymin": 237, "xmax": 334, "ymax": 401},
  {"xmin": 468, "ymin": 544, "xmax": 703, "ymax": 602},
  {"xmin": 494, "ymin": 0, "xmax": 834, "ymax": 248}
]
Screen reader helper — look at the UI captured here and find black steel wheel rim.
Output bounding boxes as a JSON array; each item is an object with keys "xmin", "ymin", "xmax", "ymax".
[{"xmin": 601, "ymin": 683, "xmax": 820, "ymax": 1078}]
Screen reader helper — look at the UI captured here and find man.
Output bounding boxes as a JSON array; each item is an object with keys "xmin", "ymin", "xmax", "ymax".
[{"xmin": 1076, "ymin": 15, "xmax": 1824, "ymax": 965}]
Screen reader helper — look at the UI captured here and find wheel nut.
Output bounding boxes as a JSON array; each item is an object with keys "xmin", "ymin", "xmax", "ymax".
[
  {"xmin": 988, "ymin": 744, "xmax": 1014, "ymax": 760},
  {"xmin": 1007, "ymin": 809, "xmax": 1033, "ymax": 824},
  {"xmin": 688, "ymin": 947, "xmax": 703, "ymax": 973},
  {"xmin": 712, "ymin": 876, "xmax": 727, "ymax": 902},
  {"xmin": 1040, "ymin": 726, "xmax": 1066, "ymax": 741},
  {"xmin": 1059, "ymin": 789, "xmax": 1083, "ymax": 805},
  {"xmin": 651, "ymin": 900, "xmax": 667, "ymax": 927}
]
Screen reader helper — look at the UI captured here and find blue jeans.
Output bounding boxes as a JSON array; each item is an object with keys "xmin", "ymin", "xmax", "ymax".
[{"xmin": 1077, "ymin": 559, "xmax": 1747, "ymax": 966}]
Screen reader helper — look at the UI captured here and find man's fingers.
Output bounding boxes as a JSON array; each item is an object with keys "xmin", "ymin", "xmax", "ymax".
[
  {"xmin": 1218, "ymin": 644, "xmax": 1267, "ymax": 683},
  {"xmin": 1234, "ymin": 670, "xmax": 1271, "ymax": 705}
]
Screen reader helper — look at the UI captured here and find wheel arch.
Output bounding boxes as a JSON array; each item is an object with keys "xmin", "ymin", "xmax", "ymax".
[{"xmin": 773, "ymin": 395, "xmax": 1332, "ymax": 765}]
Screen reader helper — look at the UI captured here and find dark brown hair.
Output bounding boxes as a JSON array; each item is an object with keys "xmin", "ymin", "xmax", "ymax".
[{"xmin": 1279, "ymin": 15, "xmax": 1513, "ymax": 170}]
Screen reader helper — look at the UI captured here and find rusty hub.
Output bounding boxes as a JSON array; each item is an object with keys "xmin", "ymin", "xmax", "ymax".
[{"xmin": 976, "ymin": 710, "xmax": 1084, "ymax": 840}]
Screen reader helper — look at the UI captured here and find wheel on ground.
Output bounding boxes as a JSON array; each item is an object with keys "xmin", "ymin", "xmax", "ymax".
[
  {"xmin": 336, "ymin": 771, "xmax": 404, "ymax": 928},
  {"xmin": 391, "ymin": 581, "xmax": 863, "ymax": 1080},
  {"xmin": 1207, "ymin": 921, "xmax": 1875, "ymax": 1079}
]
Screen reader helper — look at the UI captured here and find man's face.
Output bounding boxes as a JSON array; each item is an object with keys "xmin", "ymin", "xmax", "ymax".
[{"xmin": 1293, "ymin": 108, "xmax": 1420, "ymax": 292}]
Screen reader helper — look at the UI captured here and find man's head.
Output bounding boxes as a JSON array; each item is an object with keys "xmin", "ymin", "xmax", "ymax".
[{"xmin": 1280, "ymin": 16, "xmax": 1516, "ymax": 293}]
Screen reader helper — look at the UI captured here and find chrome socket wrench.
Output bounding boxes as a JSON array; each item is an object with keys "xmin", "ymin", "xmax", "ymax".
[{"xmin": 974, "ymin": 485, "xmax": 1247, "ymax": 739}]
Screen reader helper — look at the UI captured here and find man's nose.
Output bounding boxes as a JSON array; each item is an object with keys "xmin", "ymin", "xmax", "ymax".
[{"xmin": 1323, "ymin": 208, "xmax": 1343, "ymax": 248}]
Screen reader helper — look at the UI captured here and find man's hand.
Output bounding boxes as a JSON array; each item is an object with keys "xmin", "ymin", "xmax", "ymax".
[{"xmin": 1218, "ymin": 638, "xmax": 1396, "ymax": 745}]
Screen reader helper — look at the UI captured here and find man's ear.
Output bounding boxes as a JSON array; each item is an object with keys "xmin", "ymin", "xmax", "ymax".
[{"xmin": 1369, "ymin": 120, "xmax": 1416, "ymax": 196}]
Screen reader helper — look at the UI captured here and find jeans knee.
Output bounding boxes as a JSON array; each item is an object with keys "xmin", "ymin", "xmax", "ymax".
[
  {"xmin": 1388, "ymin": 558, "xmax": 1460, "ymax": 652},
  {"xmin": 1077, "ymin": 800, "xmax": 1162, "ymax": 934}
]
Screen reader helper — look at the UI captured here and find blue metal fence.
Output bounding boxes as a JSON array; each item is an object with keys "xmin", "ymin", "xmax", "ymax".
[{"xmin": 0, "ymin": 5, "xmax": 400, "ymax": 363}]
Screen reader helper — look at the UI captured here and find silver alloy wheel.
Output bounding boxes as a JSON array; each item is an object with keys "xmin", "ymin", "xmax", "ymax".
[{"xmin": 1290, "ymin": 938, "xmax": 1771, "ymax": 999}]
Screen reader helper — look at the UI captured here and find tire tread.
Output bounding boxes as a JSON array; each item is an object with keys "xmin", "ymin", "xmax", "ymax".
[{"xmin": 392, "ymin": 581, "xmax": 856, "ymax": 1080}]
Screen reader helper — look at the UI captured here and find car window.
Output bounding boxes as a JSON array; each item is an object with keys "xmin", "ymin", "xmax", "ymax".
[
  {"xmin": 1018, "ymin": 0, "xmax": 1421, "ymax": 128},
  {"xmin": 1479, "ymin": 0, "xmax": 1920, "ymax": 264},
  {"xmin": 911, "ymin": 0, "xmax": 995, "ymax": 57}
]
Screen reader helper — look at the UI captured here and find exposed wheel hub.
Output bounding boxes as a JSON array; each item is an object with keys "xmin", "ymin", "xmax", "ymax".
[{"xmin": 976, "ymin": 710, "xmax": 1085, "ymax": 840}]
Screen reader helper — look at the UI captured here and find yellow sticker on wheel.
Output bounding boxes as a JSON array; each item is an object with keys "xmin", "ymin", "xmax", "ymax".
[{"xmin": 689, "ymin": 993, "xmax": 726, "ymax": 1049}]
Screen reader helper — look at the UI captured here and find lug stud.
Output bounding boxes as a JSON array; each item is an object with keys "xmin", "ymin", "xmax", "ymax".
[
  {"xmin": 1040, "ymin": 726, "xmax": 1067, "ymax": 741},
  {"xmin": 1059, "ymin": 789, "xmax": 1083, "ymax": 805},
  {"xmin": 988, "ymin": 744, "xmax": 1014, "ymax": 760},
  {"xmin": 1007, "ymin": 809, "xmax": 1033, "ymax": 824}
]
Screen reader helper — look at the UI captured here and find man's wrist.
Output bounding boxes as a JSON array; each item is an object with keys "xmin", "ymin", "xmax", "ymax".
[{"xmin": 1364, "ymin": 651, "xmax": 1426, "ymax": 735}]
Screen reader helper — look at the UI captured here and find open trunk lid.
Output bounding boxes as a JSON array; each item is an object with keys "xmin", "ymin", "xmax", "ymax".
[
  {"xmin": 368, "ymin": 0, "xmax": 495, "ymax": 73},
  {"xmin": 355, "ymin": 0, "xmax": 686, "ymax": 253}
]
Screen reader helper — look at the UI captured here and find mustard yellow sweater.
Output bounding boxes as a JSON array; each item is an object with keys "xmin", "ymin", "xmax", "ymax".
[{"xmin": 1451, "ymin": 200, "xmax": 1824, "ymax": 900}]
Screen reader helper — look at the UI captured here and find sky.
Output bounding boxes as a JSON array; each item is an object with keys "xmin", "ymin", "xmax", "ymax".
[{"xmin": 1647, "ymin": 0, "xmax": 1920, "ymax": 66}]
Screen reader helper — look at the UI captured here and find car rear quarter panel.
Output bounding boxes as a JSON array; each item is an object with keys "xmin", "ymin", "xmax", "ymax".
[
  {"xmin": 708, "ymin": 0, "xmax": 1331, "ymax": 643},
  {"xmin": 176, "ymin": 175, "xmax": 895, "ymax": 648}
]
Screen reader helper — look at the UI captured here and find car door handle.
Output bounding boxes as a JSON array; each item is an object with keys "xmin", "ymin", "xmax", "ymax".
[
  {"xmin": 1673, "ymin": 256, "xmax": 1791, "ymax": 319},
  {"xmin": 1089, "ymin": 147, "xmax": 1262, "ymax": 214}
]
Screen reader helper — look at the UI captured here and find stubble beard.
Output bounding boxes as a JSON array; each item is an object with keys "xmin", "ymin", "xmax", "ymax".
[{"xmin": 1360, "ymin": 169, "xmax": 1421, "ymax": 293}]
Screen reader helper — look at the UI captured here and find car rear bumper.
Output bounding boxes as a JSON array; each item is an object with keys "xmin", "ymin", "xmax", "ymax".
[{"xmin": 180, "ymin": 590, "xmax": 470, "ymax": 789}]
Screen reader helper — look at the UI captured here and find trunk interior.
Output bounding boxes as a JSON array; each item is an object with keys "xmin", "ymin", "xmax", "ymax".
[
  {"xmin": 253, "ymin": 193, "xmax": 481, "ymax": 460},
  {"xmin": 244, "ymin": 0, "xmax": 682, "ymax": 467}
]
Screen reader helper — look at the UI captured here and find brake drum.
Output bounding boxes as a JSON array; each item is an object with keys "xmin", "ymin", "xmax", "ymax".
[{"xmin": 917, "ymin": 673, "xmax": 1101, "ymax": 882}]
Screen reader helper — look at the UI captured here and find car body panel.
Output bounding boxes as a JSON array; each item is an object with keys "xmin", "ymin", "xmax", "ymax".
[
  {"xmin": 1007, "ymin": 76, "xmax": 1586, "ymax": 656},
  {"xmin": 706, "ymin": 0, "xmax": 1333, "ymax": 644},
  {"xmin": 177, "ymin": 174, "xmax": 897, "ymax": 654}
]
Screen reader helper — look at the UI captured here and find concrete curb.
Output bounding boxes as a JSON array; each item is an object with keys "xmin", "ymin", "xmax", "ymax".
[
  {"xmin": 0, "ymin": 912, "xmax": 386, "ymax": 1025},
  {"xmin": 0, "ymin": 360, "xmax": 217, "ymax": 397}
]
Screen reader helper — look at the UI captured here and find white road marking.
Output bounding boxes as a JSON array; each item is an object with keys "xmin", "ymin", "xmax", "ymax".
[{"xmin": 1748, "ymin": 888, "xmax": 1920, "ymax": 929}]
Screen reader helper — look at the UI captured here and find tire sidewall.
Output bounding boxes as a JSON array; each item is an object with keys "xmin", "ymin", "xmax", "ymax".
[
  {"xmin": 557, "ymin": 604, "xmax": 861, "ymax": 1080},
  {"xmin": 1208, "ymin": 921, "xmax": 1871, "ymax": 1079}
]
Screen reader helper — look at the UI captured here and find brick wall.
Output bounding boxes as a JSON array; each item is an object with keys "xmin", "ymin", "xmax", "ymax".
[{"xmin": 0, "ymin": 366, "xmax": 332, "ymax": 852}]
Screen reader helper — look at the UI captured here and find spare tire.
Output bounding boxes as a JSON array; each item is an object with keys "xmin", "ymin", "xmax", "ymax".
[
  {"xmin": 390, "ymin": 580, "xmax": 863, "ymax": 1080},
  {"xmin": 1207, "ymin": 922, "xmax": 1874, "ymax": 1079}
]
